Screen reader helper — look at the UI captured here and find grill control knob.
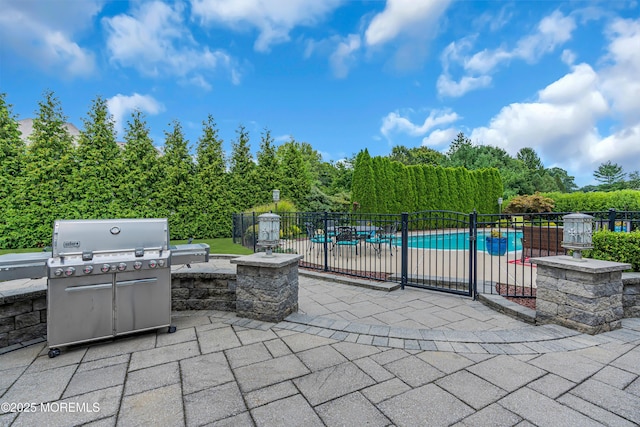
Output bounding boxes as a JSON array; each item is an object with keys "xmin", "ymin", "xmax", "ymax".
[
  {"xmin": 148, "ymin": 260, "xmax": 157, "ymax": 269},
  {"xmin": 54, "ymin": 268, "xmax": 64, "ymax": 277},
  {"xmin": 118, "ymin": 262, "xmax": 127, "ymax": 271},
  {"xmin": 64, "ymin": 267, "xmax": 76, "ymax": 276},
  {"xmin": 83, "ymin": 265, "xmax": 93, "ymax": 274},
  {"xmin": 110, "ymin": 264, "xmax": 117, "ymax": 272},
  {"xmin": 158, "ymin": 259, "xmax": 165, "ymax": 267},
  {"xmin": 133, "ymin": 261, "xmax": 142, "ymax": 270},
  {"xmin": 101, "ymin": 264, "xmax": 110, "ymax": 273}
]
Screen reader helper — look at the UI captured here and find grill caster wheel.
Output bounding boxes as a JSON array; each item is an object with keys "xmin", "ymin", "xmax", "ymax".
[
  {"xmin": 48, "ymin": 348, "xmax": 61, "ymax": 358},
  {"xmin": 168, "ymin": 325, "xmax": 177, "ymax": 334}
]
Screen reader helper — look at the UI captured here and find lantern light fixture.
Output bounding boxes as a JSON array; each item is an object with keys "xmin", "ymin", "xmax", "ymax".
[
  {"xmin": 562, "ymin": 212, "xmax": 594, "ymax": 261},
  {"xmin": 257, "ymin": 212, "xmax": 280, "ymax": 257}
]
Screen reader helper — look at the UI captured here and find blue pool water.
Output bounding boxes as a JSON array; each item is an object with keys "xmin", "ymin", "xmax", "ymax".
[{"xmin": 405, "ymin": 231, "xmax": 523, "ymax": 251}]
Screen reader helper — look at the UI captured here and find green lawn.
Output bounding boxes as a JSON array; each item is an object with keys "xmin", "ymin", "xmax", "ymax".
[{"xmin": 0, "ymin": 238, "xmax": 253, "ymax": 256}]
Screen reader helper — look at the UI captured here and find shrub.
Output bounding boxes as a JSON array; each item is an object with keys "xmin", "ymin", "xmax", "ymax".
[
  {"xmin": 585, "ymin": 230, "xmax": 640, "ymax": 271},
  {"xmin": 545, "ymin": 190, "xmax": 640, "ymax": 212},
  {"xmin": 245, "ymin": 199, "xmax": 297, "ymax": 214},
  {"xmin": 503, "ymin": 192, "xmax": 555, "ymax": 214},
  {"xmin": 490, "ymin": 229, "xmax": 504, "ymax": 238}
]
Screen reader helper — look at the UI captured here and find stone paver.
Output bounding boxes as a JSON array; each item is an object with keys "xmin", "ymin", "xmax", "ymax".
[
  {"xmin": 183, "ymin": 382, "xmax": 246, "ymax": 426},
  {"xmin": 0, "ymin": 266, "xmax": 639, "ymax": 426},
  {"xmin": 293, "ymin": 361, "xmax": 375, "ymax": 405},
  {"xmin": 118, "ymin": 383, "xmax": 184, "ymax": 427},
  {"xmin": 180, "ymin": 351, "xmax": 234, "ymax": 395},
  {"xmin": 498, "ymin": 387, "xmax": 605, "ymax": 427},
  {"xmin": 124, "ymin": 361, "xmax": 180, "ymax": 396},
  {"xmin": 436, "ymin": 370, "xmax": 507, "ymax": 410},
  {"xmin": 570, "ymin": 379, "xmax": 640, "ymax": 423},
  {"xmin": 316, "ymin": 392, "xmax": 390, "ymax": 426},
  {"xmin": 467, "ymin": 355, "xmax": 546, "ymax": 392},
  {"xmin": 379, "ymin": 383, "xmax": 474, "ymax": 426},
  {"xmin": 63, "ymin": 362, "xmax": 127, "ymax": 398},
  {"xmin": 235, "ymin": 354, "xmax": 310, "ymax": 392},
  {"xmin": 251, "ymin": 394, "xmax": 323, "ymax": 427}
]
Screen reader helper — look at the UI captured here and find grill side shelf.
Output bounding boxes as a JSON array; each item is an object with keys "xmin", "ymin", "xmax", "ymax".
[{"xmin": 0, "ymin": 252, "xmax": 51, "ymax": 281}]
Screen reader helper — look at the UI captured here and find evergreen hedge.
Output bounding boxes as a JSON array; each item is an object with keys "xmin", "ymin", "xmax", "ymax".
[
  {"xmin": 351, "ymin": 151, "xmax": 503, "ymax": 215},
  {"xmin": 543, "ymin": 190, "xmax": 640, "ymax": 212},
  {"xmin": 587, "ymin": 230, "xmax": 640, "ymax": 271}
]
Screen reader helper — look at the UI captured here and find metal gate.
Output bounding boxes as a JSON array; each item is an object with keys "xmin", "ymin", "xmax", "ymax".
[{"xmin": 400, "ymin": 211, "xmax": 476, "ymax": 297}]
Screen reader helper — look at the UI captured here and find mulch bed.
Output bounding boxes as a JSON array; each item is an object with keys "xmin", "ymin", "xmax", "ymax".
[{"xmin": 496, "ymin": 283, "xmax": 536, "ymax": 310}]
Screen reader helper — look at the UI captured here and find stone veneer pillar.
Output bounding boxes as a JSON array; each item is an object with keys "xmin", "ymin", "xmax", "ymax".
[
  {"xmin": 532, "ymin": 256, "xmax": 630, "ymax": 334},
  {"xmin": 230, "ymin": 253, "xmax": 303, "ymax": 322}
]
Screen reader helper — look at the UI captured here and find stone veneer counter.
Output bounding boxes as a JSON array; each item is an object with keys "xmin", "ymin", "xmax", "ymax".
[
  {"xmin": 231, "ymin": 253, "xmax": 304, "ymax": 323},
  {"xmin": 532, "ymin": 255, "xmax": 630, "ymax": 334}
]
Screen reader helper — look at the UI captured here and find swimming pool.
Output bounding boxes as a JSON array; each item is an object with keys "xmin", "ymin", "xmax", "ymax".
[{"xmin": 405, "ymin": 230, "xmax": 523, "ymax": 251}]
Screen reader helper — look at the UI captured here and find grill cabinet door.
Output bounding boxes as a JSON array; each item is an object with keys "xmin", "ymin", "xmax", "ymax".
[
  {"xmin": 115, "ymin": 269, "xmax": 171, "ymax": 334},
  {"xmin": 47, "ymin": 275, "xmax": 114, "ymax": 347}
]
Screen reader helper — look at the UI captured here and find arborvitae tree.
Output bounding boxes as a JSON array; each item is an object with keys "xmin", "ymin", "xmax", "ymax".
[
  {"xmin": 14, "ymin": 90, "xmax": 75, "ymax": 247},
  {"xmin": 72, "ymin": 96, "xmax": 122, "ymax": 218},
  {"xmin": 389, "ymin": 162, "xmax": 406, "ymax": 213},
  {"xmin": 0, "ymin": 93, "xmax": 26, "ymax": 248},
  {"xmin": 434, "ymin": 167, "xmax": 448, "ymax": 211},
  {"xmin": 372, "ymin": 156, "xmax": 389, "ymax": 213},
  {"xmin": 443, "ymin": 168, "xmax": 458, "ymax": 213},
  {"xmin": 468, "ymin": 171, "xmax": 480, "ymax": 211},
  {"xmin": 228, "ymin": 125, "xmax": 256, "ymax": 212},
  {"xmin": 413, "ymin": 165, "xmax": 426, "ymax": 211},
  {"xmin": 121, "ymin": 110, "xmax": 162, "ymax": 218},
  {"xmin": 278, "ymin": 139, "xmax": 312, "ymax": 210},
  {"xmin": 194, "ymin": 115, "xmax": 230, "ymax": 237},
  {"xmin": 255, "ymin": 128, "xmax": 281, "ymax": 205},
  {"xmin": 351, "ymin": 149, "xmax": 377, "ymax": 212},
  {"xmin": 454, "ymin": 168, "xmax": 470, "ymax": 213},
  {"xmin": 399, "ymin": 164, "xmax": 414, "ymax": 215},
  {"xmin": 158, "ymin": 120, "xmax": 196, "ymax": 239},
  {"xmin": 422, "ymin": 166, "xmax": 437, "ymax": 211},
  {"xmin": 409, "ymin": 166, "xmax": 422, "ymax": 213}
]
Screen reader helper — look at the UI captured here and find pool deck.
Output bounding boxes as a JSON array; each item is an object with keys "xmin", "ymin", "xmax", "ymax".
[{"xmin": 1, "ymin": 259, "xmax": 639, "ymax": 426}]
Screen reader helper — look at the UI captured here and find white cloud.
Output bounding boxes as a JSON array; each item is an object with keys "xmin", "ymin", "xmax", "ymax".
[
  {"xmin": 513, "ymin": 10, "xmax": 576, "ymax": 63},
  {"xmin": 190, "ymin": 0, "xmax": 342, "ymax": 52},
  {"xmin": 600, "ymin": 18, "xmax": 640, "ymax": 126},
  {"xmin": 103, "ymin": 1, "xmax": 240, "ymax": 88},
  {"xmin": 0, "ymin": 0, "xmax": 100, "ymax": 77},
  {"xmin": 329, "ymin": 34, "xmax": 361, "ymax": 78},
  {"xmin": 107, "ymin": 93, "xmax": 165, "ymax": 136},
  {"xmin": 422, "ymin": 128, "xmax": 458, "ymax": 147},
  {"xmin": 364, "ymin": 0, "xmax": 451, "ymax": 46},
  {"xmin": 437, "ymin": 74, "xmax": 492, "ymax": 98},
  {"xmin": 561, "ymin": 49, "xmax": 576, "ymax": 65},
  {"xmin": 381, "ymin": 109, "xmax": 459, "ymax": 139},
  {"xmin": 438, "ymin": 10, "xmax": 577, "ymax": 98}
]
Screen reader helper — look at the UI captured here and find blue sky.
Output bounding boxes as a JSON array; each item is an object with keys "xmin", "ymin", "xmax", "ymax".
[{"xmin": 1, "ymin": 0, "xmax": 639, "ymax": 187}]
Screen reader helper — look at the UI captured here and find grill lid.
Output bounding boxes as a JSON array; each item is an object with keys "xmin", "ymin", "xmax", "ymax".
[{"xmin": 51, "ymin": 218, "xmax": 170, "ymax": 257}]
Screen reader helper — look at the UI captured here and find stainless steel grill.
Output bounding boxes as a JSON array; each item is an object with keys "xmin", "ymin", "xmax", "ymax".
[{"xmin": 0, "ymin": 218, "xmax": 209, "ymax": 358}]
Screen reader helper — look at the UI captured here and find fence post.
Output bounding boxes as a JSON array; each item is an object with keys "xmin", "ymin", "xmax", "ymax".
[
  {"xmin": 323, "ymin": 211, "xmax": 329, "ymax": 271},
  {"xmin": 252, "ymin": 212, "xmax": 257, "ymax": 253},
  {"xmin": 469, "ymin": 210, "xmax": 478, "ymax": 299},
  {"xmin": 232, "ymin": 214, "xmax": 237, "ymax": 244},
  {"xmin": 608, "ymin": 208, "xmax": 617, "ymax": 231},
  {"xmin": 401, "ymin": 212, "xmax": 409, "ymax": 290}
]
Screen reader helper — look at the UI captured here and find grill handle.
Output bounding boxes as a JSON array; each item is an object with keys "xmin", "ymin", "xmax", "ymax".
[{"xmin": 65, "ymin": 283, "xmax": 112, "ymax": 292}]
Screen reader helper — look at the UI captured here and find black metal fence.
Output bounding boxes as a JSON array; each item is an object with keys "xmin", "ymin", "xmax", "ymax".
[{"xmin": 232, "ymin": 209, "xmax": 639, "ymax": 300}]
